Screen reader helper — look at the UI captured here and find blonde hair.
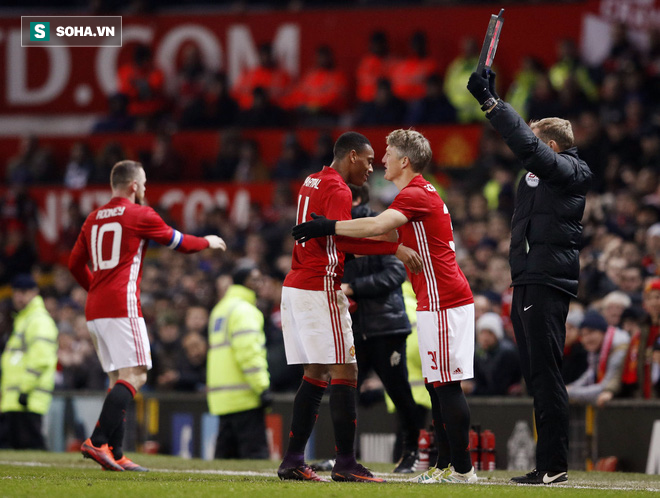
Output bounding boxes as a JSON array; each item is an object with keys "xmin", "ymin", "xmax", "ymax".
[
  {"xmin": 386, "ymin": 129, "xmax": 432, "ymax": 173},
  {"xmin": 529, "ymin": 117, "xmax": 574, "ymax": 151},
  {"xmin": 110, "ymin": 160, "xmax": 143, "ymax": 189}
]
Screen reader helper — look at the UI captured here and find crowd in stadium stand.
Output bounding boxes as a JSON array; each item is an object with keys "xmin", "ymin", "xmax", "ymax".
[{"xmin": 1, "ymin": 19, "xmax": 660, "ymax": 402}]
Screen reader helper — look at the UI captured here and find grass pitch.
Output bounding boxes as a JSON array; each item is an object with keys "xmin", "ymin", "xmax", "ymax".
[{"xmin": 1, "ymin": 450, "xmax": 659, "ymax": 497}]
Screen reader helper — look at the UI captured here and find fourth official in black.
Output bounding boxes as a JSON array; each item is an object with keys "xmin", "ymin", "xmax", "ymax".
[{"xmin": 468, "ymin": 70, "xmax": 593, "ymax": 485}]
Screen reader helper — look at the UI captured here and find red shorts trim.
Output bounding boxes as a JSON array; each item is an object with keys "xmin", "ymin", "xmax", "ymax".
[
  {"xmin": 115, "ymin": 379, "xmax": 136, "ymax": 397},
  {"xmin": 303, "ymin": 376, "xmax": 329, "ymax": 388},
  {"xmin": 331, "ymin": 379, "xmax": 357, "ymax": 388}
]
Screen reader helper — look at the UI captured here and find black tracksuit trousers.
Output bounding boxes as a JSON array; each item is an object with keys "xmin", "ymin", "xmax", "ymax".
[
  {"xmin": 511, "ymin": 284, "xmax": 570, "ymax": 473},
  {"xmin": 355, "ymin": 334, "xmax": 422, "ymax": 452}
]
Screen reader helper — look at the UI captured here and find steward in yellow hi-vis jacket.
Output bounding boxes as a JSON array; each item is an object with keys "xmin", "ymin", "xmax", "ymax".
[
  {"xmin": 207, "ymin": 266, "xmax": 271, "ymax": 459},
  {"xmin": 0, "ymin": 274, "xmax": 58, "ymax": 449}
]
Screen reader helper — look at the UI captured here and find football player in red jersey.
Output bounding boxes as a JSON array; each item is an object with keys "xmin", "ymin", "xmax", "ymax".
[
  {"xmin": 293, "ymin": 129, "xmax": 478, "ymax": 484},
  {"xmin": 69, "ymin": 160, "xmax": 226, "ymax": 471},
  {"xmin": 277, "ymin": 132, "xmax": 422, "ymax": 483}
]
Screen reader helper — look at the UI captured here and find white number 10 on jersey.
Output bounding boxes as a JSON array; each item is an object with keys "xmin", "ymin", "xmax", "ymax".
[{"xmin": 90, "ymin": 222, "xmax": 122, "ymax": 271}]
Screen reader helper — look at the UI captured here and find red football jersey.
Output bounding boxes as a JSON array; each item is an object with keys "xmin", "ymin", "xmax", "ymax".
[
  {"xmin": 285, "ymin": 166, "xmax": 399, "ymax": 291},
  {"xmin": 69, "ymin": 197, "xmax": 209, "ymax": 320},
  {"xmin": 389, "ymin": 175, "xmax": 473, "ymax": 311}
]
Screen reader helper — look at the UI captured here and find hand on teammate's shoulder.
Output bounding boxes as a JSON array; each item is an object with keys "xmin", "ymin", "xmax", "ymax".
[{"xmin": 204, "ymin": 235, "xmax": 227, "ymax": 251}]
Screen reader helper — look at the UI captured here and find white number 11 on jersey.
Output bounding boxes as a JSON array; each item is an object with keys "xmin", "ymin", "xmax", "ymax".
[{"xmin": 296, "ymin": 194, "xmax": 311, "ymax": 246}]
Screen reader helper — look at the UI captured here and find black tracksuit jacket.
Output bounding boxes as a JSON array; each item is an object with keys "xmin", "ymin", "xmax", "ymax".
[{"xmin": 487, "ymin": 102, "xmax": 593, "ymax": 296}]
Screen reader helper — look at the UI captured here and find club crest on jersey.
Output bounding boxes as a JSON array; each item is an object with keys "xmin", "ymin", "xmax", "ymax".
[
  {"xmin": 525, "ymin": 172, "xmax": 540, "ymax": 188},
  {"xmin": 349, "ymin": 346, "xmax": 356, "ymax": 357}
]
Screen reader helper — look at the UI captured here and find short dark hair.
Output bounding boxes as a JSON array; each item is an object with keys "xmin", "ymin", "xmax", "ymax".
[
  {"xmin": 333, "ymin": 132, "xmax": 371, "ymax": 161},
  {"xmin": 349, "ymin": 183, "xmax": 370, "ymax": 205},
  {"xmin": 110, "ymin": 160, "xmax": 142, "ymax": 189},
  {"xmin": 134, "ymin": 44, "xmax": 152, "ymax": 65},
  {"xmin": 370, "ymin": 31, "xmax": 387, "ymax": 45},
  {"xmin": 232, "ymin": 264, "xmax": 257, "ymax": 287}
]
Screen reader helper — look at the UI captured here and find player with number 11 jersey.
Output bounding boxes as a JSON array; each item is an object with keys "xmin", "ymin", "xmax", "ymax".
[{"xmin": 291, "ymin": 130, "xmax": 478, "ymax": 484}]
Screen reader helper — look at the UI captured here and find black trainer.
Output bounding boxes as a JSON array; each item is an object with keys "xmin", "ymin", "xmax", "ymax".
[
  {"xmin": 511, "ymin": 469, "xmax": 568, "ymax": 485},
  {"xmin": 393, "ymin": 449, "xmax": 420, "ymax": 473}
]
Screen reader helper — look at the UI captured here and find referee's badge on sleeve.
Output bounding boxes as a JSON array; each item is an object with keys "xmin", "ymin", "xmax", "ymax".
[{"xmin": 525, "ymin": 172, "xmax": 539, "ymax": 188}]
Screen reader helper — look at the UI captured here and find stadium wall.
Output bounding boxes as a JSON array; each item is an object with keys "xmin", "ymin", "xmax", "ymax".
[{"xmin": 45, "ymin": 391, "xmax": 660, "ymax": 474}]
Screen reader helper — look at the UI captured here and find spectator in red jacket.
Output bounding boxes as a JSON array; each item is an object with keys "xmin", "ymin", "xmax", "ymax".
[
  {"xmin": 356, "ymin": 31, "xmax": 396, "ymax": 103},
  {"xmin": 117, "ymin": 44, "xmax": 166, "ymax": 129},
  {"xmin": 232, "ymin": 43, "xmax": 292, "ymax": 111},
  {"xmin": 391, "ymin": 31, "xmax": 439, "ymax": 101},
  {"xmin": 287, "ymin": 45, "xmax": 349, "ymax": 124}
]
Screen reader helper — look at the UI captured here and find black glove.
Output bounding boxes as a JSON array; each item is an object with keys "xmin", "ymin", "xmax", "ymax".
[
  {"xmin": 292, "ymin": 213, "xmax": 337, "ymax": 243},
  {"xmin": 487, "ymin": 70, "xmax": 500, "ymax": 100},
  {"xmin": 467, "ymin": 71, "xmax": 494, "ymax": 106},
  {"xmin": 18, "ymin": 393, "xmax": 28, "ymax": 407},
  {"xmin": 260, "ymin": 389, "xmax": 273, "ymax": 409}
]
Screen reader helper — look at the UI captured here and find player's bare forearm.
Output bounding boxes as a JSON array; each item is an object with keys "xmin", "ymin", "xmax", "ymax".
[
  {"xmin": 336, "ymin": 217, "xmax": 383, "ymax": 237},
  {"xmin": 336, "ymin": 209, "xmax": 407, "ymax": 238}
]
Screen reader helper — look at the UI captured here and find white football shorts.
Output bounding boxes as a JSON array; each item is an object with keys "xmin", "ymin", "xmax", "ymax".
[
  {"xmin": 87, "ymin": 317, "xmax": 152, "ymax": 372},
  {"xmin": 281, "ymin": 286, "xmax": 356, "ymax": 365},
  {"xmin": 417, "ymin": 304, "xmax": 474, "ymax": 383}
]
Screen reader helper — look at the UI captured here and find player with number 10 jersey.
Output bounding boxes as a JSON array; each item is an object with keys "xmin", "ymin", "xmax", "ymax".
[
  {"xmin": 70, "ymin": 197, "xmax": 208, "ymax": 321},
  {"xmin": 68, "ymin": 160, "xmax": 226, "ymax": 473}
]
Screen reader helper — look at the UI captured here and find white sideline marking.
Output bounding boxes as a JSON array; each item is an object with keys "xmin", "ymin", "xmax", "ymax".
[
  {"xmin": 0, "ymin": 461, "xmax": 658, "ymax": 492},
  {"xmin": 0, "ymin": 460, "xmax": 273, "ymax": 477}
]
